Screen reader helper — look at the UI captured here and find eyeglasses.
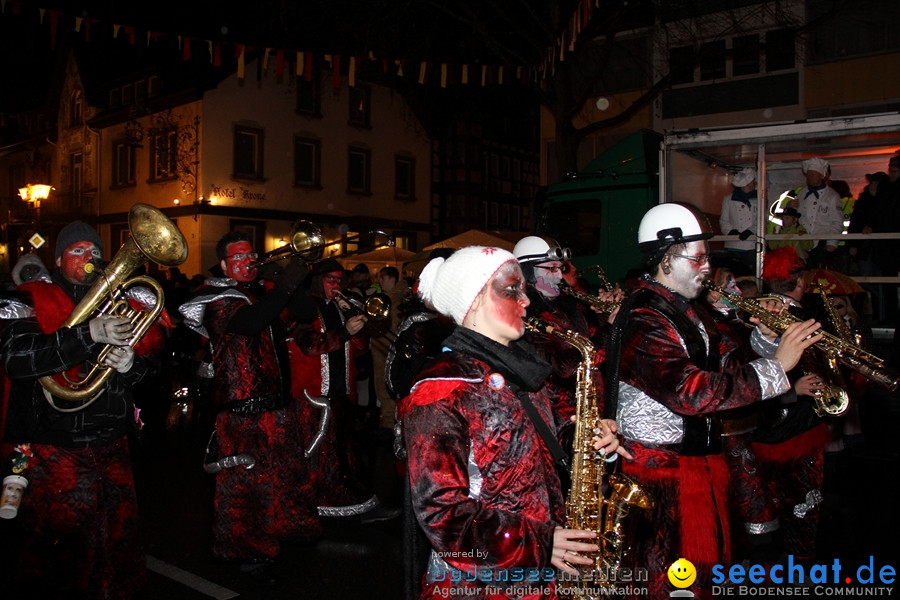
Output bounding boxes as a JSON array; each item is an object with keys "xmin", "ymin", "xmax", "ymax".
[
  {"xmin": 535, "ymin": 265, "xmax": 564, "ymax": 274},
  {"xmin": 226, "ymin": 252, "xmax": 258, "ymax": 261},
  {"xmin": 670, "ymin": 253, "xmax": 710, "ymax": 265},
  {"xmin": 322, "ymin": 275, "xmax": 342, "ymax": 284},
  {"xmin": 66, "ymin": 247, "xmax": 102, "ymax": 258}
]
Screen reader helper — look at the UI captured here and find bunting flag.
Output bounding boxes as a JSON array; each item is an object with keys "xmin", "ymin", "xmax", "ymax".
[{"xmin": 0, "ymin": 3, "xmax": 558, "ymax": 90}]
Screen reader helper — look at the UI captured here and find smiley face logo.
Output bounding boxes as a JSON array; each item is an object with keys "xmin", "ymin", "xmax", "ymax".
[{"xmin": 667, "ymin": 558, "xmax": 697, "ymax": 589}]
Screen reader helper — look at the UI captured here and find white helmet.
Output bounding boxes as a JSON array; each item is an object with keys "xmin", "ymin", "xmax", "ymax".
[
  {"xmin": 638, "ymin": 203, "xmax": 713, "ymax": 251},
  {"xmin": 513, "ymin": 236, "xmax": 571, "ymax": 264}
]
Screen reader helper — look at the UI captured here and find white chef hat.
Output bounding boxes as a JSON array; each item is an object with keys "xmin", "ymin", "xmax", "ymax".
[
  {"xmin": 801, "ymin": 157, "xmax": 829, "ymax": 175},
  {"xmin": 731, "ymin": 168, "xmax": 757, "ymax": 187}
]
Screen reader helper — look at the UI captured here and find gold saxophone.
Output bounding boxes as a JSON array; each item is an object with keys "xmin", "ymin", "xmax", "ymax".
[
  {"xmin": 557, "ymin": 281, "xmax": 621, "ymax": 314},
  {"xmin": 524, "ymin": 318, "xmax": 654, "ymax": 597},
  {"xmin": 702, "ymin": 280, "xmax": 900, "ymax": 416}
]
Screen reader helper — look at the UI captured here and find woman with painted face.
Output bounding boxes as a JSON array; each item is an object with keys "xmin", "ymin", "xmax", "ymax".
[
  {"xmin": 399, "ymin": 246, "xmax": 629, "ymax": 600},
  {"xmin": 290, "ymin": 259, "xmax": 400, "ymax": 524},
  {"xmin": 179, "ymin": 231, "xmax": 317, "ymax": 584}
]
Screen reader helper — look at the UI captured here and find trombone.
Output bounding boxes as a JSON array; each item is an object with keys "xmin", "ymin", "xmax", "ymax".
[
  {"xmin": 252, "ymin": 220, "xmax": 395, "ymax": 268},
  {"xmin": 333, "ymin": 290, "xmax": 391, "ymax": 322}
]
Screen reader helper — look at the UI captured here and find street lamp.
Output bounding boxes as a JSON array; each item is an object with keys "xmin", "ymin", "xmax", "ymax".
[{"xmin": 18, "ymin": 184, "xmax": 53, "ymax": 208}]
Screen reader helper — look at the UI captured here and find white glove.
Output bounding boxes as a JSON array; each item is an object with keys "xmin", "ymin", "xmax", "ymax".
[
  {"xmin": 104, "ymin": 346, "xmax": 135, "ymax": 374},
  {"xmin": 89, "ymin": 316, "xmax": 134, "ymax": 346}
]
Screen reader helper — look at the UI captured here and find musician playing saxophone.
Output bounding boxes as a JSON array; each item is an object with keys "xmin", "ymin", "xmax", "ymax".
[
  {"xmin": 401, "ymin": 246, "xmax": 630, "ymax": 600},
  {"xmin": 604, "ymin": 204, "xmax": 821, "ymax": 598},
  {"xmin": 751, "ymin": 246, "xmax": 834, "ymax": 563},
  {"xmin": 1, "ymin": 221, "xmax": 162, "ymax": 598},
  {"xmin": 513, "ymin": 236, "xmax": 617, "ymax": 423}
]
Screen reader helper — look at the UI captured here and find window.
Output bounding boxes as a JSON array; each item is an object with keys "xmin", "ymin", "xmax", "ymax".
[
  {"xmin": 233, "ymin": 125, "xmax": 264, "ymax": 180},
  {"xmin": 112, "ymin": 142, "xmax": 135, "ymax": 187},
  {"xmin": 297, "ymin": 78, "xmax": 321, "ymax": 116},
  {"xmin": 669, "ymin": 46, "xmax": 694, "ymax": 84},
  {"xmin": 148, "ymin": 76, "xmax": 160, "ymax": 98},
  {"xmin": 348, "ymin": 147, "xmax": 371, "ymax": 194},
  {"xmin": 699, "ymin": 40, "xmax": 726, "ymax": 80},
  {"xmin": 70, "ymin": 152, "xmax": 83, "ymax": 208},
  {"xmin": 766, "ymin": 29, "xmax": 795, "ymax": 72},
  {"xmin": 135, "ymin": 79, "xmax": 147, "ymax": 103},
  {"xmin": 348, "ymin": 86, "xmax": 371, "ymax": 128},
  {"xmin": 394, "ymin": 156, "xmax": 415, "ymax": 200},
  {"xmin": 294, "ymin": 136, "xmax": 321, "ymax": 187},
  {"xmin": 149, "ymin": 128, "xmax": 178, "ymax": 181},
  {"xmin": 68, "ymin": 90, "xmax": 83, "ymax": 128},
  {"xmin": 733, "ymin": 34, "xmax": 760, "ymax": 76},
  {"xmin": 109, "ymin": 87, "xmax": 120, "ymax": 109},
  {"xmin": 122, "ymin": 83, "xmax": 134, "ymax": 106}
]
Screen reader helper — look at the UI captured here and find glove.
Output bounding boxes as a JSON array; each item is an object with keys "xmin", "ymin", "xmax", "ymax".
[
  {"xmin": 89, "ymin": 315, "xmax": 134, "ymax": 346},
  {"xmin": 276, "ymin": 257, "xmax": 309, "ymax": 293},
  {"xmin": 728, "ymin": 229, "xmax": 740, "ymax": 235},
  {"xmin": 257, "ymin": 262, "xmax": 283, "ymax": 282},
  {"xmin": 104, "ymin": 346, "xmax": 135, "ymax": 374},
  {"xmin": 739, "ymin": 229, "xmax": 753, "ymax": 241}
]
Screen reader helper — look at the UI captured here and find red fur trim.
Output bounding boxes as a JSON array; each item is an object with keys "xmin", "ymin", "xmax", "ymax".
[
  {"xmin": 751, "ymin": 423, "xmax": 830, "ymax": 463},
  {"xmin": 19, "ymin": 281, "xmax": 74, "ymax": 333},
  {"xmin": 397, "ymin": 379, "xmax": 465, "ymax": 419}
]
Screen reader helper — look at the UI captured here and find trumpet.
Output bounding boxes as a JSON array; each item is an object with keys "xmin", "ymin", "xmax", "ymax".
[
  {"xmin": 252, "ymin": 221, "xmax": 395, "ymax": 268},
  {"xmin": 702, "ymin": 280, "xmax": 900, "ymax": 401},
  {"xmin": 333, "ymin": 290, "xmax": 391, "ymax": 322}
]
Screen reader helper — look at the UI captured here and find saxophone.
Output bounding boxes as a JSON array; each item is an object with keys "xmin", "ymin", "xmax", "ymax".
[
  {"xmin": 557, "ymin": 281, "xmax": 621, "ymax": 314},
  {"xmin": 702, "ymin": 280, "xmax": 900, "ymax": 415},
  {"xmin": 524, "ymin": 318, "xmax": 654, "ymax": 597}
]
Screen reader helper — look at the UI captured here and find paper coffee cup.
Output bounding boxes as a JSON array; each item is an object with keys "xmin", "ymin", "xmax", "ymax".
[{"xmin": 0, "ymin": 474, "xmax": 28, "ymax": 519}]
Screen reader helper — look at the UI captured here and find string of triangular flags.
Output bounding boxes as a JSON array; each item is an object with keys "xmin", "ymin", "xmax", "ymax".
[{"xmin": 0, "ymin": 0, "xmax": 598, "ymax": 89}]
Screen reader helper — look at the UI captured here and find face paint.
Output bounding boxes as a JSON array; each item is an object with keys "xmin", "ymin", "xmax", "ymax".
[
  {"xmin": 322, "ymin": 271, "xmax": 343, "ymax": 300},
  {"xmin": 533, "ymin": 261, "xmax": 563, "ymax": 298},
  {"xmin": 223, "ymin": 241, "xmax": 257, "ymax": 283},
  {"xmin": 665, "ymin": 241, "xmax": 711, "ymax": 299},
  {"xmin": 58, "ymin": 241, "xmax": 100, "ymax": 285},
  {"xmin": 477, "ymin": 261, "xmax": 529, "ymax": 345}
]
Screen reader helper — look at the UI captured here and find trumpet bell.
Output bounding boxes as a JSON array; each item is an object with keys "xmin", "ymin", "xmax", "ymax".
[{"xmin": 365, "ymin": 293, "xmax": 392, "ymax": 321}]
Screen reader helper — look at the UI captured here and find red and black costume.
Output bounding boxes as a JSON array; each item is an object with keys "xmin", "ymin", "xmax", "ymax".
[
  {"xmin": 1, "ymin": 272, "xmax": 161, "ymax": 600},
  {"xmin": 605, "ymin": 276, "xmax": 791, "ymax": 598},
  {"xmin": 400, "ymin": 327, "xmax": 565, "ymax": 600},
  {"xmin": 291, "ymin": 293, "xmax": 376, "ymax": 516},
  {"xmin": 179, "ymin": 276, "xmax": 320, "ymax": 564}
]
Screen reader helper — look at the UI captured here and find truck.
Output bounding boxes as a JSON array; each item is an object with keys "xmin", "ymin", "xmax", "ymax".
[{"xmin": 538, "ymin": 113, "xmax": 900, "ymax": 289}]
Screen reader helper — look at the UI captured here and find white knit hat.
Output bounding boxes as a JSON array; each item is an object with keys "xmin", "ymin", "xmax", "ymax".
[
  {"xmin": 801, "ymin": 157, "xmax": 829, "ymax": 175},
  {"xmin": 731, "ymin": 167, "xmax": 756, "ymax": 187},
  {"xmin": 417, "ymin": 245, "xmax": 517, "ymax": 325}
]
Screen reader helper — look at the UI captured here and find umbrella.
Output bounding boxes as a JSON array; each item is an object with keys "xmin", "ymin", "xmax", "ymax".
[
  {"xmin": 805, "ymin": 267, "xmax": 864, "ymax": 296},
  {"xmin": 341, "ymin": 245, "xmax": 415, "ymax": 271},
  {"xmin": 404, "ymin": 229, "xmax": 519, "ymax": 275}
]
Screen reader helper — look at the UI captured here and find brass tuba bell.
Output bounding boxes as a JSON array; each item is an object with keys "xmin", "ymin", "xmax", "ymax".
[{"xmin": 40, "ymin": 203, "xmax": 188, "ymax": 412}]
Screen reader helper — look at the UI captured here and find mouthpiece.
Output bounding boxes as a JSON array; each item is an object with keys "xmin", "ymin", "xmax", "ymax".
[{"xmin": 83, "ymin": 263, "xmax": 95, "ymax": 274}]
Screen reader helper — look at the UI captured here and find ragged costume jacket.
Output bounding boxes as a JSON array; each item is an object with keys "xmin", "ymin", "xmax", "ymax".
[
  {"xmin": 180, "ymin": 278, "xmax": 291, "ymax": 413},
  {"xmin": 3, "ymin": 274, "xmax": 159, "ymax": 447},
  {"xmin": 400, "ymin": 327, "xmax": 565, "ymax": 600},
  {"xmin": 606, "ymin": 275, "xmax": 791, "ymax": 599}
]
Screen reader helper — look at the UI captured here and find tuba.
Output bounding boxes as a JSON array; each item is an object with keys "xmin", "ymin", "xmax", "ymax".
[
  {"xmin": 40, "ymin": 203, "xmax": 188, "ymax": 412},
  {"xmin": 524, "ymin": 318, "xmax": 654, "ymax": 597}
]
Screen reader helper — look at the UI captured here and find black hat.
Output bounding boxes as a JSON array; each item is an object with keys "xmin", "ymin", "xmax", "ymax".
[
  {"xmin": 352, "ymin": 263, "xmax": 370, "ymax": 274},
  {"xmin": 315, "ymin": 258, "xmax": 344, "ymax": 276},
  {"xmin": 55, "ymin": 220, "xmax": 102, "ymax": 260},
  {"xmin": 866, "ymin": 171, "xmax": 889, "ymax": 183},
  {"xmin": 782, "ymin": 207, "xmax": 801, "ymax": 218}
]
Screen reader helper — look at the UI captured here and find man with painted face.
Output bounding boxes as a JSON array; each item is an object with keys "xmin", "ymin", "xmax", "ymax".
[
  {"xmin": 1, "ymin": 220, "xmax": 160, "ymax": 598},
  {"xmin": 291, "ymin": 259, "xmax": 400, "ymax": 524},
  {"xmin": 514, "ymin": 236, "xmax": 605, "ymax": 421},
  {"xmin": 603, "ymin": 202, "xmax": 822, "ymax": 598},
  {"xmin": 179, "ymin": 231, "xmax": 316, "ymax": 584}
]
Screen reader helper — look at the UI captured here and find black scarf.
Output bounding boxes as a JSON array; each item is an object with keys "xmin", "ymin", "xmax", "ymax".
[{"xmin": 443, "ymin": 327, "xmax": 551, "ymax": 393}]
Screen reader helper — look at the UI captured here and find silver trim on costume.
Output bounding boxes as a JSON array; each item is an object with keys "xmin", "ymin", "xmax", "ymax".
[
  {"xmin": 617, "ymin": 382, "xmax": 684, "ymax": 445},
  {"xmin": 0, "ymin": 298, "xmax": 34, "ymax": 320},
  {"xmin": 317, "ymin": 494, "xmax": 379, "ymax": 517},
  {"xmin": 749, "ymin": 358, "xmax": 791, "ymax": 400},
  {"xmin": 793, "ymin": 489, "xmax": 823, "ymax": 519},
  {"xmin": 203, "ymin": 454, "xmax": 256, "ymax": 473},
  {"xmin": 466, "ymin": 445, "xmax": 483, "ymax": 500},
  {"xmin": 745, "ymin": 519, "xmax": 780, "ymax": 535},
  {"xmin": 178, "ymin": 278, "xmax": 248, "ymax": 339},
  {"xmin": 125, "ymin": 285, "xmax": 159, "ymax": 311},
  {"xmin": 750, "ymin": 327, "xmax": 778, "ymax": 357},
  {"xmin": 303, "ymin": 390, "xmax": 331, "ymax": 458}
]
